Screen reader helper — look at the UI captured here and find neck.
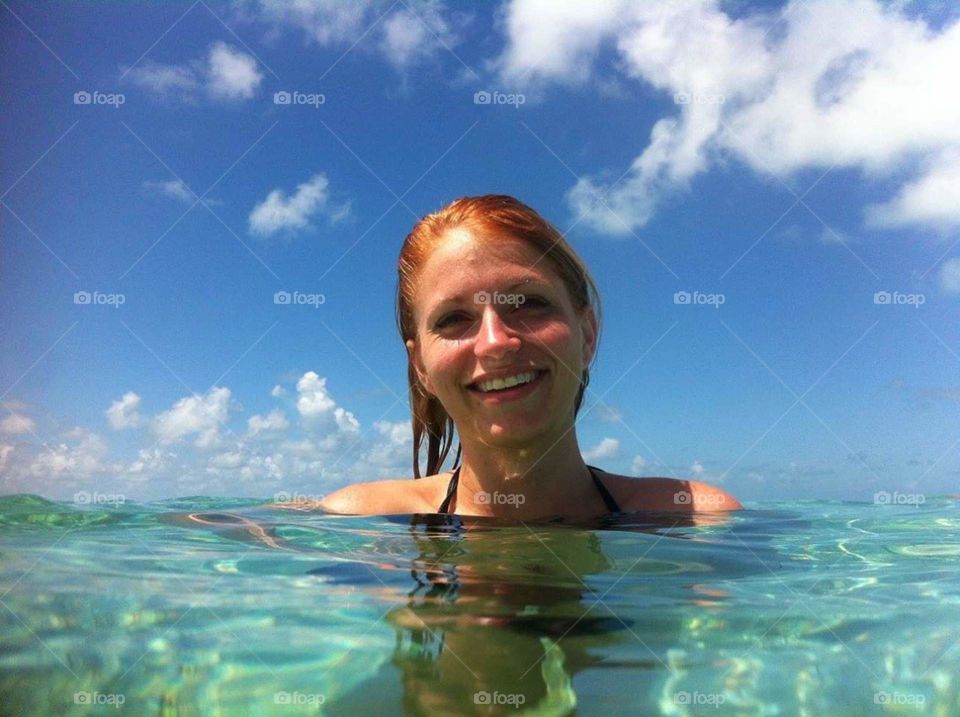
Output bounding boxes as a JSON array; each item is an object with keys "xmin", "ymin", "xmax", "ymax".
[{"xmin": 452, "ymin": 432, "xmax": 599, "ymax": 519}]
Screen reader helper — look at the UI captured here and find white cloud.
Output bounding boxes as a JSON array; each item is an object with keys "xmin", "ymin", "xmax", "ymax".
[
  {"xmin": 334, "ymin": 407, "xmax": 360, "ymax": 433},
  {"xmin": 583, "ymin": 437, "xmax": 619, "ymax": 461},
  {"xmin": 105, "ymin": 391, "xmax": 143, "ymax": 430},
  {"xmin": 127, "ymin": 447, "xmax": 176, "ymax": 475},
  {"xmin": 153, "ymin": 387, "xmax": 232, "ymax": 448},
  {"xmin": 271, "ymin": 384, "xmax": 287, "ymax": 397},
  {"xmin": 206, "ymin": 41, "xmax": 264, "ymax": 100},
  {"xmin": 296, "ymin": 372, "xmax": 337, "ymax": 416},
  {"xmin": 143, "ymin": 179, "xmax": 195, "ymax": 203},
  {"xmin": 251, "ymin": 0, "xmax": 463, "ymax": 71},
  {"xmin": 690, "ymin": 460, "xmax": 705, "ymax": 477},
  {"xmin": 249, "ymin": 173, "xmax": 348, "ymax": 237},
  {"xmin": 866, "ymin": 151, "xmax": 960, "ymax": 229},
  {"xmin": 246, "ymin": 408, "xmax": 290, "ymax": 438},
  {"xmin": 0, "ymin": 412, "xmax": 36, "ymax": 435},
  {"xmin": 630, "ymin": 455, "xmax": 646, "ymax": 475},
  {"xmin": 496, "ymin": 0, "xmax": 960, "ymax": 234},
  {"xmin": 123, "ymin": 59, "xmax": 199, "ymax": 98},
  {"xmin": 940, "ymin": 257, "xmax": 960, "ymax": 294},
  {"xmin": 29, "ymin": 428, "xmax": 111, "ymax": 478},
  {"xmin": 123, "ymin": 42, "xmax": 262, "ymax": 103}
]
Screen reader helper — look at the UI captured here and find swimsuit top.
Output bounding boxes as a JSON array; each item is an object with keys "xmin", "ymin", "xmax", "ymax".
[{"xmin": 437, "ymin": 464, "xmax": 622, "ymax": 515}]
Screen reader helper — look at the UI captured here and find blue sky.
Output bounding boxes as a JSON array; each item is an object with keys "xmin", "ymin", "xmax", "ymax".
[{"xmin": 2, "ymin": 0, "xmax": 958, "ymax": 503}]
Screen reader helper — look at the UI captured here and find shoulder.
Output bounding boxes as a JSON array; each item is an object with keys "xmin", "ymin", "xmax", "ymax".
[
  {"xmin": 602, "ymin": 473, "xmax": 743, "ymax": 513},
  {"xmin": 312, "ymin": 475, "xmax": 447, "ymax": 515}
]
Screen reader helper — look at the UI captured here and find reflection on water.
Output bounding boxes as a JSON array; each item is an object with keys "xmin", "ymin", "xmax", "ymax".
[{"xmin": 0, "ymin": 496, "xmax": 958, "ymax": 715}]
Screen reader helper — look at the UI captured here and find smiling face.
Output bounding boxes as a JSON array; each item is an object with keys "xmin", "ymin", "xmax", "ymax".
[{"xmin": 405, "ymin": 227, "xmax": 598, "ymax": 451}]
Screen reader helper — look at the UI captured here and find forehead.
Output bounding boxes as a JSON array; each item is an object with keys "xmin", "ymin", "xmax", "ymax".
[{"xmin": 415, "ymin": 227, "xmax": 559, "ymax": 298}]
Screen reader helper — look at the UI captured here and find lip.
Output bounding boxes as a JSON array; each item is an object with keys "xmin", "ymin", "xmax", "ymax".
[{"xmin": 466, "ymin": 369, "xmax": 548, "ymax": 403}]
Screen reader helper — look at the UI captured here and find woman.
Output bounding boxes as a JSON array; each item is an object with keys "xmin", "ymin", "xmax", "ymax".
[{"xmin": 322, "ymin": 195, "xmax": 741, "ymax": 519}]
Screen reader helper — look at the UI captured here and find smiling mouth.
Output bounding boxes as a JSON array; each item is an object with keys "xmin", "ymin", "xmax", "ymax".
[{"xmin": 468, "ymin": 370, "xmax": 547, "ymax": 393}]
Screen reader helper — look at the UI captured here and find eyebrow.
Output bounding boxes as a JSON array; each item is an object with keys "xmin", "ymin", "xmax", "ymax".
[{"xmin": 432, "ymin": 278, "xmax": 546, "ymax": 306}]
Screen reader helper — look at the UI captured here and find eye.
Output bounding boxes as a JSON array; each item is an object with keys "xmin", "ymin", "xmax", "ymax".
[
  {"xmin": 515, "ymin": 295, "xmax": 549, "ymax": 309},
  {"xmin": 434, "ymin": 311, "xmax": 472, "ymax": 330}
]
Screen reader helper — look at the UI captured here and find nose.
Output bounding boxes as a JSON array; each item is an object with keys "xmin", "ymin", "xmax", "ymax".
[{"xmin": 475, "ymin": 306, "xmax": 521, "ymax": 359}]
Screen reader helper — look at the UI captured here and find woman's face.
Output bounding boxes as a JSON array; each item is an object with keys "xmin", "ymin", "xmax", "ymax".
[{"xmin": 406, "ymin": 227, "xmax": 597, "ymax": 450}]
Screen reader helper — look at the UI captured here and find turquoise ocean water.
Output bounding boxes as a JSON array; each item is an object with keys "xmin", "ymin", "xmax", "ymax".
[{"xmin": 1, "ymin": 495, "xmax": 958, "ymax": 715}]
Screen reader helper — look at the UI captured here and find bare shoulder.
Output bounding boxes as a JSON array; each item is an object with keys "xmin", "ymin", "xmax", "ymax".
[
  {"xmin": 306, "ymin": 475, "xmax": 445, "ymax": 515},
  {"xmin": 604, "ymin": 474, "xmax": 743, "ymax": 513}
]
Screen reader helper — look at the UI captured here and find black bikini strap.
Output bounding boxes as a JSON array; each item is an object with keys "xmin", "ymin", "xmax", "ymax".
[
  {"xmin": 588, "ymin": 465, "xmax": 622, "ymax": 513},
  {"xmin": 437, "ymin": 465, "xmax": 460, "ymax": 514},
  {"xmin": 439, "ymin": 464, "xmax": 620, "ymax": 514}
]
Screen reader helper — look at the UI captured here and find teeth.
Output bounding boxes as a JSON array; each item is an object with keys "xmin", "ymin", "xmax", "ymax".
[{"xmin": 476, "ymin": 371, "xmax": 539, "ymax": 392}]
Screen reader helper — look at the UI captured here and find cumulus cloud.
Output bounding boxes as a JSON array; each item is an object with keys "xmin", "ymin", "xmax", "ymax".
[
  {"xmin": 495, "ymin": 0, "xmax": 960, "ymax": 234},
  {"xmin": 123, "ymin": 42, "xmax": 263, "ymax": 102},
  {"xmin": 251, "ymin": 0, "xmax": 464, "ymax": 71},
  {"xmin": 248, "ymin": 173, "xmax": 348, "ymax": 237},
  {"xmin": 246, "ymin": 408, "xmax": 290, "ymax": 438},
  {"xmin": 296, "ymin": 372, "xmax": 337, "ymax": 416},
  {"xmin": 940, "ymin": 257, "xmax": 960, "ymax": 294},
  {"xmin": 271, "ymin": 384, "xmax": 287, "ymax": 397},
  {"xmin": 206, "ymin": 41, "xmax": 264, "ymax": 100},
  {"xmin": 143, "ymin": 179, "xmax": 195, "ymax": 203},
  {"xmin": 583, "ymin": 437, "xmax": 620, "ymax": 461},
  {"xmin": 153, "ymin": 387, "xmax": 232, "ymax": 448},
  {"xmin": 105, "ymin": 391, "xmax": 144, "ymax": 430},
  {"xmin": 0, "ymin": 412, "xmax": 36, "ymax": 435},
  {"xmin": 295, "ymin": 371, "xmax": 360, "ymax": 435},
  {"xmin": 630, "ymin": 455, "xmax": 646, "ymax": 475},
  {"xmin": 29, "ymin": 428, "xmax": 112, "ymax": 478}
]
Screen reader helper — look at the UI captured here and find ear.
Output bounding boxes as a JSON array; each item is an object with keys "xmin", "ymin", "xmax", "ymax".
[
  {"xmin": 406, "ymin": 339, "xmax": 434, "ymax": 395},
  {"xmin": 579, "ymin": 306, "xmax": 598, "ymax": 366}
]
